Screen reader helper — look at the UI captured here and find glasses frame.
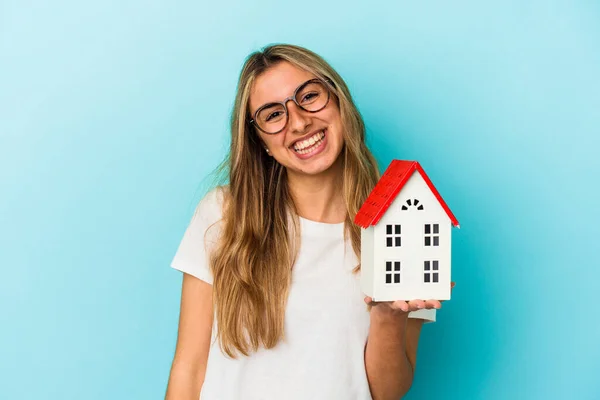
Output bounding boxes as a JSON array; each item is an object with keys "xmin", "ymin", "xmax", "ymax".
[{"xmin": 249, "ymin": 78, "xmax": 333, "ymax": 135}]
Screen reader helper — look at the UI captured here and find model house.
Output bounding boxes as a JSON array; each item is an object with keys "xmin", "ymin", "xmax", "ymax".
[{"xmin": 354, "ymin": 160, "xmax": 460, "ymax": 301}]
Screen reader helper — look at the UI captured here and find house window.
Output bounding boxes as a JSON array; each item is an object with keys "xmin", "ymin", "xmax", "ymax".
[
  {"xmin": 385, "ymin": 261, "xmax": 401, "ymax": 284},
  {"xmin": 401, "ymin": 198, "xmax": 424, "ymax": 211},
  {"xmin": 424, "ymin": 223, "xmax": 440, "ymax": 246},
  {"xmin": 424, "ymin": 260, "xmax": 439, "ymax": 283},
  {"xmin": 385, "ymin": 224, "xmax": 401, "ymax": 247}
]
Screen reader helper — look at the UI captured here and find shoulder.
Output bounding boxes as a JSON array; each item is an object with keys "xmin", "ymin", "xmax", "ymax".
[
  {"xmin": 170, "ymin": 186, "xmax": 229, "ymax": 283},
  {"xmin": 182, "ymin": 185, "xmax": 229, "ymax": 245},
  {"xmin": 193, "ymin": 185, "xmax": 228, "ymax": 221}
]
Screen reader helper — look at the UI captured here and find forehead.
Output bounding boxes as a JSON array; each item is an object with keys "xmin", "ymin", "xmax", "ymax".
[{"xmin": 249, "ymin": 61, "xmax": 315, "ymax": 114}]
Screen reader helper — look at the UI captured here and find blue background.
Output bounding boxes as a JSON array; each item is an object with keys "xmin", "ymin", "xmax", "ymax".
[{"xmin": 1, "ymin": 1, "xmax": 599, "ymax": 399}]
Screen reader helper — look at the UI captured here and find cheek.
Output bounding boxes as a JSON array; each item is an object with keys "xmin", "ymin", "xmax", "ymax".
[
  {"xmin": 324, "ymin": 104, "xmax": 342, "ymax": 128},
  {"xmin": 261, "ymin": 134, "xmax": 284, "ymax": 150},
  {"xmin": 326, "ymin": 109, "xmax": 344, "ymax": 141}
]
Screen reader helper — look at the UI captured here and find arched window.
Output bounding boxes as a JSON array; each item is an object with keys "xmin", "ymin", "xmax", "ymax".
[{"xmin": 401, "ymin": 198, "xmax": 424, "ymax": 211}]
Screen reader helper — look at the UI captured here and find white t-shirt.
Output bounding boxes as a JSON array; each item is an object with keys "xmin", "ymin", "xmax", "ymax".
[{"xmin": 171, "ymin": 188, "xmax": 435, "ymax": 400}]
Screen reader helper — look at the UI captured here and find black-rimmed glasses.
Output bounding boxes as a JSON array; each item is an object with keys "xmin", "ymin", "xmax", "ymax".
[{"xmin": 249, "ymin": 78, "xmax": 332, "ymax": 134}]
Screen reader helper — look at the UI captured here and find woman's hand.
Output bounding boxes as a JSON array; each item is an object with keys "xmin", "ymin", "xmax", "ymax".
[
  {"xmin": 363, "ymin": 282, "xmax": 455, "ymax": 398},
  {"xmin": 364, "ymin": 282, "xmax": 455, "ymax": 313}
]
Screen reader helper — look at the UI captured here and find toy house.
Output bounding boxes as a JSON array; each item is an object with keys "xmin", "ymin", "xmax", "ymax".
[{"xmin": 354, "ymin": 160, "xmax": 460, "ymax": 301}]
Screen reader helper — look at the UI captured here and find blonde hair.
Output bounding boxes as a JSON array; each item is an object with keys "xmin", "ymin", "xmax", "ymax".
[{"xmin": 209, "ymin": 44, "xmax": 380, "ymax": 357}]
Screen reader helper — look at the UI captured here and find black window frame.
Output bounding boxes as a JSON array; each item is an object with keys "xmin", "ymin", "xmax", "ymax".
[
  {"xmin": 424, "ymin": 223, "xmax": 440, "ymax": 247},
  {"xmin": 424, "ymin": 260, "xmax": 439, "ymax": 283},
  {"xmin": 385, "ymin": 260, "xmax": 401, "ymax": 284},
  {"xmin": 385, "ymin": 224, "xmax": 402, "ymax": 247}
]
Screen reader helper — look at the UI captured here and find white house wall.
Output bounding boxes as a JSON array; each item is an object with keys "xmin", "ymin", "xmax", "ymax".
[
  {"xmin": 373, "ymin": 171, "xmax": 452, "ymax": 301},
  {"xmin": 360, "ymin": 226, "xmax": 375, "ymax": 297}
]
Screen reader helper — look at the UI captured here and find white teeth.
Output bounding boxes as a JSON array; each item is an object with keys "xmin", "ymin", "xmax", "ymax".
[{"xmin": 293, "ymin": 131, "xmax": 325, "ymax": 152}]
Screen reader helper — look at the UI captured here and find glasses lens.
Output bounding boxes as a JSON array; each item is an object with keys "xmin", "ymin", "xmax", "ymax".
[
  {"xmin": 256, "ymin": 103, "xmax": 287, "ymax": 134},
  {"xmin": 295, "ymin": 81, "xmax": 329, "ymax": 112}
]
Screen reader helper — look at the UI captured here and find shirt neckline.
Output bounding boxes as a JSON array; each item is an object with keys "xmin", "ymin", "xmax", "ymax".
[{"xmin": 299, "ymin": 216, "xmax": 345, "ymax": 238}]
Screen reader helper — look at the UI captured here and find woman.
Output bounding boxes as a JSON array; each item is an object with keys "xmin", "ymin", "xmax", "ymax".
[{"xmin": 166, "ymin": 43, "xmax": 448, "ymax": 400}]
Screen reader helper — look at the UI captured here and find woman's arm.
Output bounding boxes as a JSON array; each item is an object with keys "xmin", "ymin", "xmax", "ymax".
[
  {"xmin": 364, "ymin": 300, "xmax": 438, "ymax": 400},
  {"xmin": 405, "ymin": 317, "xmax": 425, "ymax": 376},
  {"xmin": 165, "ymin": 274, "xmax": 214, "ymax": 400}
]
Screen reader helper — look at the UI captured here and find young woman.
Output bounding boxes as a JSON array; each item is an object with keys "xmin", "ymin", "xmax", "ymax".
[{"xmin": 166, "ymin": 44, "xmax": 449, "ymax": 400}]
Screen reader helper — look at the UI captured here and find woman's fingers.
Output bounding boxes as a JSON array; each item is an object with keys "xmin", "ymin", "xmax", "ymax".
[
  {"xmin": 366, "ymin": 294, "xmax": 447, "ymax": 311},
  {"xmin": 365, "ymin": 283, "xmax": 455, "ymax": 305},
  {"xmin": 407, "ymin": 300, "xmax": 426, "ymax": 310},
  {"xmin": 425, "ymin": 300, "xmax": 442, "ymax": 309}
]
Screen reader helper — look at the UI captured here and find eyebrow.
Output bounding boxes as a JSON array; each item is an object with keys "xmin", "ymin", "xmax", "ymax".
[{"xmin": 252, "ymin": 78, "xmax": 315, "ymax": 116}]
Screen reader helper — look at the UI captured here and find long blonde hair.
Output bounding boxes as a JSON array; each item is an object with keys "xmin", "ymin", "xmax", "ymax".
[{"xmin": 209, "ymin": 44, "xmax": 380, "ymax": 357}]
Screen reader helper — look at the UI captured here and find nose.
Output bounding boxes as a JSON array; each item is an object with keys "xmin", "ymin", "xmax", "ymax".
[{"xmin": 285, "ymin": 99, "xmax": 311, "ymax": 134}]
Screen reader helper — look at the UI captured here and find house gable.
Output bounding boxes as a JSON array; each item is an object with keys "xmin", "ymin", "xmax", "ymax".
[
  {"xmin": 378, "ymin": 171, "xmax": 449, "ymax": 225},
  {"xmin": 354, "ymin": 160, "xmax": 459, "ymax": 229}
]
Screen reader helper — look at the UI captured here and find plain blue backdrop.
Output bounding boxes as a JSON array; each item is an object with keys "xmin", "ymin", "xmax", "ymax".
[{"xmin": 1, "ymin": 1, "xmax": 599, "ymax": 399}]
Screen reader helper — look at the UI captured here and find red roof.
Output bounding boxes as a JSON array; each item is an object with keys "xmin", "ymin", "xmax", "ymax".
[{"xmin": 354, "ymin": 160, "xmax": 459, "ymax": 229}]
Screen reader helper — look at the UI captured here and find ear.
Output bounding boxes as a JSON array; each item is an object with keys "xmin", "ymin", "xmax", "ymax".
[{"xmin": 258, "ymin": 139, "xmax": 272, "ymax": 156}]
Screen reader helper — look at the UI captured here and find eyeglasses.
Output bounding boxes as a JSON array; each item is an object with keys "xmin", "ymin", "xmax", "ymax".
[{"xmin": 249, "ymin": 78, "xmax": 332, "ymax": 134}]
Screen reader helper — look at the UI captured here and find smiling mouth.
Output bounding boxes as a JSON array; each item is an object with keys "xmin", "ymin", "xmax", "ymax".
[{"xmin": 290, "ymin": 130, "xmax": 326, "ymax": 154}]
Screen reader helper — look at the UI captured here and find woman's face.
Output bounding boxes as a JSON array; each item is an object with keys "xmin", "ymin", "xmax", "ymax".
[{"xmin": 248, "ymin": 61, "xmax": 344, "ymax": 177}]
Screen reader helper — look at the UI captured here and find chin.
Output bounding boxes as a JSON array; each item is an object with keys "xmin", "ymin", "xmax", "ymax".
[{"xmin": 290, "ymin": 151, "xmax": 342, "ymax": 176}]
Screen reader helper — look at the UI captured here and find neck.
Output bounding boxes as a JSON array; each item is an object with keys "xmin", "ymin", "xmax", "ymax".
[{"xmin": 287, "ymin": 155, "xmax": 346, "ymax": 224}]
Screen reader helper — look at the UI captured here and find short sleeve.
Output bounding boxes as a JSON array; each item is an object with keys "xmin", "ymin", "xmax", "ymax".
[
  {"xmin": 170, "ymin": 188, "xmax": 224, "ymax": 284},
  {"xmin": 408, "ymin": 308, "xmax": 436, "ymax": 323}
]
